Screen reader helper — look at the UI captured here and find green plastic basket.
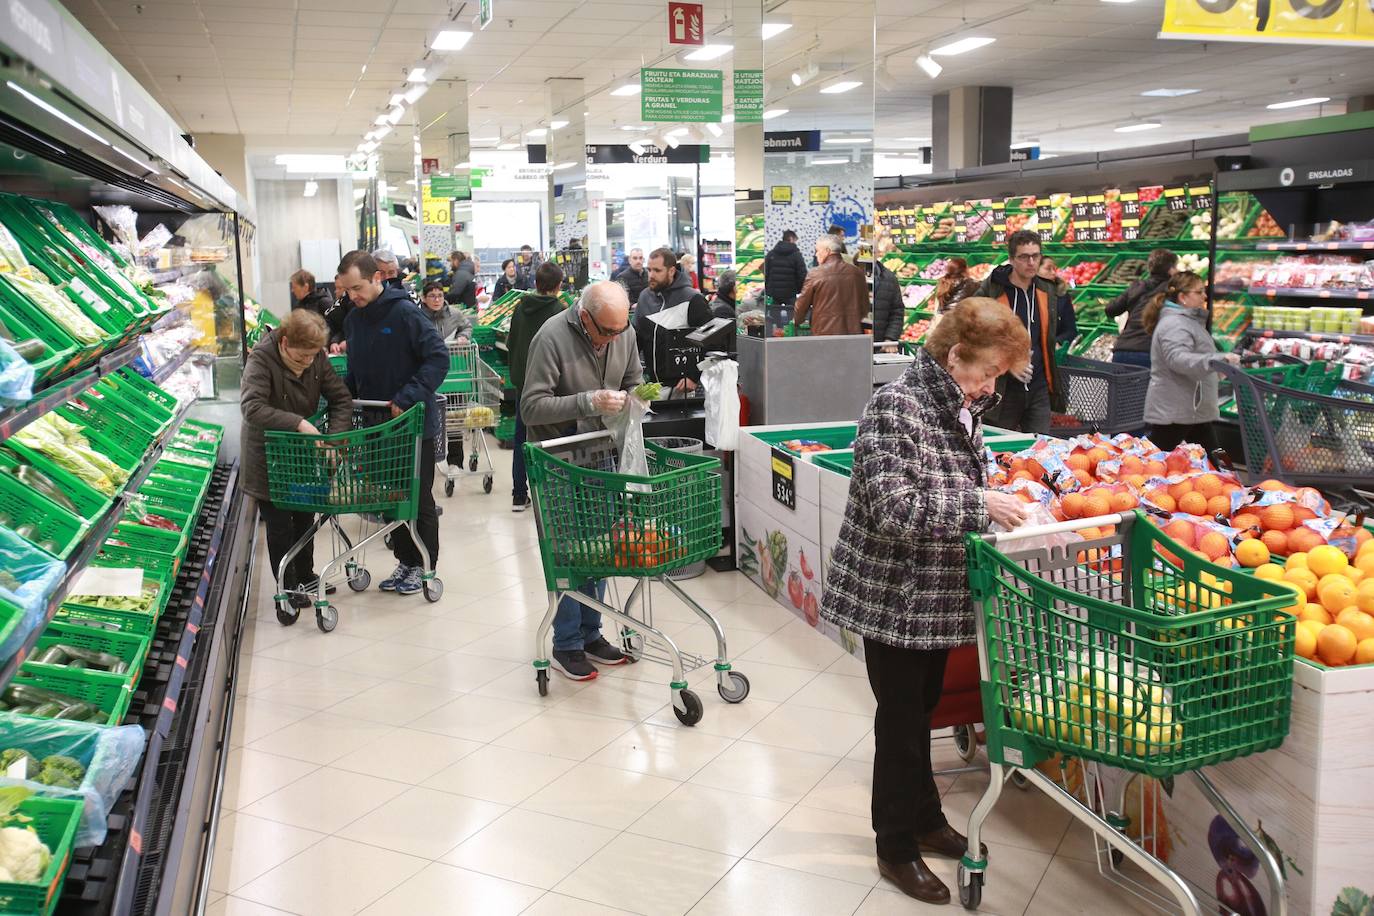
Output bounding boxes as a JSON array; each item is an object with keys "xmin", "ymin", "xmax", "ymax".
[
  {"xmin": 525, "ymin": 434, "xmax": 722, "ymax": 590},
  {"xmin": 750, "ymin": 426, "xmax": 856, "ymax": 455},
  {"xmin": 0, "ymin": 468, "xmax": 86, "ymax": 559},
  {"xmin": 495, "ymin": 413, "xmax": 516, "ymax": 442},
  {"xmin": 157, "ymin": 447, "xmax": 216, "ymax": 477},
  {"xmin": 139, "ymin": 477, "xmax": 206, "ymax": 520},
  {"xmin": 812, "ymin": 451, "xmax": 854, "ymax": 476},
  {"xmin": 103, "ymin": 368, "xmax": 178, "ymax": 418},
  {"xmin": 57, "ymin": 544, "xmax": 175, "ymax": 638},
  {"xmin": 121, "ymin": 502, "xmax": 192, "ymax": 555},
  {"xmin": 968, "ymin": 511, "xmax": 1296, "ymax": 779},
  {"xmin": 265, "ymin": 404, "xmax": 425, "ymax": 518},
  {"xmin": 109, "ymin": 519, "xmax": 184, "ymax": 560},
  {"xmin": 7, "ymin": 667, "xmax": 133, "ymax": 727},
  {"xmin": 0, "ymin": 296, "xmax": 76, "ymax": 384},
  {"xmin": 72, "ymin": 382, "xmax": 166, "ymax": 437},
  {"xmin": 0, "ymin": 277, "xmax": 96, "ymax": 376},
  {"xmin": 0, "ymin": 445, "xmax": 110, "ymax": 521},
  {"xmin": 24, "ymin": 620, "xmax": 151, "ymax": 687},
  {"xmin": 328, "ymin": 353, "xmax": 348, "ymax": 376},
  {"xmin": 55, "ymin": 401, "xmax": 156, "ymax": 462},
  {"xmin": 0, "ymin": 796, "xmax": 83, "ymax": 916}
]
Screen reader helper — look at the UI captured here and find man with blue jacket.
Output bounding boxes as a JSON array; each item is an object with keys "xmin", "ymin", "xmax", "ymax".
[{"xmin": 337, "ymin": 249, "xmax": 448, "ymax": 595}]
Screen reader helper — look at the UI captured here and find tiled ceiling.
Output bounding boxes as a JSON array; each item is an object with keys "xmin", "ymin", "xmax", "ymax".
[{"xmin": 61, "ymin": 0, "xmax": 1373, "ymax": 169}]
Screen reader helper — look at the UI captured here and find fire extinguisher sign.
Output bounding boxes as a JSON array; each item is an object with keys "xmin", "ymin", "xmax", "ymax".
[{"xmin": 667, "ymin": 2, "xmax": 704, "ymax": 45}]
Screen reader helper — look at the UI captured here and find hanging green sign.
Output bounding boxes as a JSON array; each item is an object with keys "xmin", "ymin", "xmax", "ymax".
[
  {"xmin": 429, "ymin": 175, "xmax": 471, "ymax": 199},
  {"xmin": 641, "ymin": 67, "xmax": 724, "ymax": 123},
  {"xmin": 734, "ymin": 69, "xmax": 763, "ymax": 123}
]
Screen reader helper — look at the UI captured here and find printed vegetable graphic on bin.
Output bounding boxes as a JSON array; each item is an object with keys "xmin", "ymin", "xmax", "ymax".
[{"xmin": 1210, "ymin": 816, "xmax": 1265, "ymax": 916}]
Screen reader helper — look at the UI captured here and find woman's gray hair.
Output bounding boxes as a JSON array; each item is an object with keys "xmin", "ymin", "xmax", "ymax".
[{"xmin": 818, "ymin": 234, "xmax": 844, "ymax": 254}]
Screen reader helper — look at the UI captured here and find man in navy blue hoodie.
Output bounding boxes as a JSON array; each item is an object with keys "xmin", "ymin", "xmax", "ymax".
[{"xmin": 337, "ymin": 250, "xmax": 449, "ymax": 595}]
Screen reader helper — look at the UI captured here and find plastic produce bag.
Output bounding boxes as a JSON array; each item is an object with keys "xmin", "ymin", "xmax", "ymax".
[
  {"xmin": 0, "ymin": 526, "xmax": 66, "ymax": 661},
  {"xmin": 698, "ymin": 356, "xmax": 739, "ymax": 451},
  {"xmin": 0, "ymin": 338, "xmax": 35, "ymax": 407},
  {"xmin": 0, "ymin": 714, "xmax": 145, "ymax": 846},
  {"xmin": 13, "ymin": 414, "xmax": 126, "ymax": 496},
  {"xmin": 606, "ymin": 394, "xmax": 651, "ymax": 477}
]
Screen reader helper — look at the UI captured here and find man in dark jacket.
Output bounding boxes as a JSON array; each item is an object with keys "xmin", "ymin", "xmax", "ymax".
[
  {"xmin": 711, "ymin": 269, "xmax": 738, "ymax": 320},
  {"xmin": 289, "ymin": 269, "xmax": 333, "ymax": 318},
  {"xmin": 337, "ymin": 249, "xmax": 449, "ymax": 596},
  {"xmin": 870, "ymin": 260, "xmax": 903, "ymax": 343},
  {"xmin": 975, "ymin": 230, "xmax": 1066, "ymax": 434},
  {"xmin": 763, "ymin": 231, "xmax": 809, "ymax": 330},
  {"xmin": 612, "ymin": 247, "xmax": 649, "ymax": 307},
  {"xmin": 1106, "ymin": 247, "xmax": 1177, "ymax": 368},
  {"xmin": 634, "ymin": 247, "xmax": 712, "ymax": 383},
  {"xmin": 446, "ymin": 250, "xmax": 478, "ymax": 308},
  {"xmin": 506, "ymin": 261, "xmax": 566, "ymax": 512},
  {"xmin": 371, "ymin": 249, "xmax": 412, "ymax": 298}
]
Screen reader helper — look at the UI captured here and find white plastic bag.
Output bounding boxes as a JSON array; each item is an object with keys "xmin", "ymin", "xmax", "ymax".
[
  {"xmin": 606, "ymin": 395, "xmax": 651, "ymax": 476},
  {"xmin": 698, "ymin": 356, "xmax": 739, "ymax": 450}
]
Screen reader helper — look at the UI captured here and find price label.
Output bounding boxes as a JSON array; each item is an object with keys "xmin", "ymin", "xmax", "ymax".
[
  {"xmin": 1189, "ymin": 184, "xmax": 1213, "ymax": 211},
  {"xmin": 1071, "ymin": 196, "xmax": 1089, "ymax": 220},
  {"xmin": 1121, "ymin": 191, "xmax": 1141, "ymax": 219},
  {"xmin": 1165, "ymin": 187, "xmax": 1188, "ymax": 211},
  {"xmin": 1122, "ymin": 219, "xmax": 1141, "ymax": 242},
  {"xmin": 770, "ymin": 448, "xmax": 795, "ymax": 511},
  {"xmin": 1090, "ymin": 224, "xmax": 1109, "ymax": 243},
  {"xmin": 1036, "ymin": 203, "xmax": 1054, "ymax": 222},
  {"xmin": 994, "ymin": 228, "xmax": 1007, "ymax": 244},
  {"xmin": 954, "ymin": 206, "xmax": 967, "ymax": 226},
  {"xmin": 1039, "ymin": 226, "xmax": 1054, "ymax": 243},
  {"xmin": 1088, "ymin": 195, "xmax": 1106, "ymax": 219},
  {"xmin": 923, "ymin": 210, "xmax": 937, "ymax": 225}
]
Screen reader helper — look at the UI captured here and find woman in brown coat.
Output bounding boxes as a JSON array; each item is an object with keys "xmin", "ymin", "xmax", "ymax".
[
  {"xmin": 239, "ymin": 309, "xmax": 352, "ymax": 605},
  {"xmin": 820, "ymin": 297, "xmax": 1032, "ymax": 904}
]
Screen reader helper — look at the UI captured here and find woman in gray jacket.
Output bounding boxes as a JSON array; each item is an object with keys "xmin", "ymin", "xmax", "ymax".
[{"xmin": 1142, "ymin": 271, "xmax": 1239, "ymax": 453}]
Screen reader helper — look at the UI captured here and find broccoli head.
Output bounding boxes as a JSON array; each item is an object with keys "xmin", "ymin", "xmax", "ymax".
[{"xmin": 36, "ymin": 756, "xmax": 83, "ymax": 789}]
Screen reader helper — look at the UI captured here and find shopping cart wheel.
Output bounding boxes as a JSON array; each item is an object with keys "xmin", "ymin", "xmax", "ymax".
[
  {"xmin": 673, "ymin": 689, "xmax": 704, "ymax": 726},
  {"xmin": 275, "ymin": 605, "xmax": 300, "ymax": 626},
  {"xmin": 717, "ymin": 671, "xmax": 750, "ymax": 703},
  {"xmin": 444, "ymin": 479, "xmax": 455, "ymax": 497},
  {"xmin": 423, "ymin": 578, "xmax": 444, "ymax": 603},
  {"xmin": 957, "ymin": 864, "xmax": 983, "ymax": 910},
  {"xmin": 954, "ymin": 725, "xmax": 978, "ymax": 763},
  {"xmin": 468, "ymin": 454, "xmax": 479, "ymax": 472},
  {"xmin": 348, "ymin": 567, "xmax": 371, "ymax": 592},
  {"xmin": 482, "ymin": 475, "xmax": 493, "ymax": 494},
  {"xmin": 1010, "ymin": 770, "xmax": 1030, "ymax": 791},
  {"xmin": 316, "ymin": 605, "xmax": 338, "ymax": 633},
  {"xmin": 536, "ymin": 668, "xmax": 549, "ymax": 697}
]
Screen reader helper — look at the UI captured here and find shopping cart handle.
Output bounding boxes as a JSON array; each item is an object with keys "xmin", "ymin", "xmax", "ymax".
[
  {"xmin": 528, "ymin": 429, "xmax": 615, "ymax": 450},
  {"xmin": 352, "ymin": 399, "xmax": 392, "ymax": 408},
  {"xmin": 983, "ymin": 513, "xmax": 1125, "ymax": 544}
]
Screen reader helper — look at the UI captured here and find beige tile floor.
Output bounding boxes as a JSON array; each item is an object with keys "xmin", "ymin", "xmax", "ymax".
[{"xmin": 210, "ymin": 440, "xmax": 1155, "ymax": 916}]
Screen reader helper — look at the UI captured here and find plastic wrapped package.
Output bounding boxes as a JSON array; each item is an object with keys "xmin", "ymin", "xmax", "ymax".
[
  {"xmin": 12, "ymin": 414, "xmax": 127, "ymax": 496},
  {"xmin": 0, "ymin": 714, "xmax": 144, "ymax": 846},
  {"xmin": 0, "ymin": 339, "xmax": 35, "ymax": 407},
  {"xmin": 699, "ymin": 356, "xmax": 739, "ymax": 451},
  {"xmin": 0, "ymin": 527, "xmax": 65, "ymax": 661},
  {"xmin": 606, "ymin": 395, "xmax": 651, "ymax": 477}
]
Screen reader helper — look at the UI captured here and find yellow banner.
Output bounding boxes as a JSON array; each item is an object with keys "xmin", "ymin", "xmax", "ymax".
[
  {"xmin": 1161, "ymin": 0, "xmax": 1374, "ymax": 45},
  {"xmin": 421, "ymin": 182, "xmax": 450, "ymax": 226}
]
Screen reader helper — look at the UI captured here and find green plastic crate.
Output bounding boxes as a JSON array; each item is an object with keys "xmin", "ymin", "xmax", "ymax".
[
  {"xmin": 138, "ymin": 478, "xmax": 205, "ymax": 520},
  {"xmin": 7, "ymin": 667, "xmax": 133, "ymax": 727},
  {"xmin": 0, "ymin": 445, "xmax": 110, "ymax": 521},
  {"xmin": 0, "ymin": 297, "xmax": 76, "ymax": 384},
  {"xmin": 750, "ymin": 425, "xmax": 856, "ymax": 456},
  {"xmin": 0, "ymin": 277, "xmax": 98, "ymax": 375},
  {"xmin": 180, "ymin": 418, "xmax": 224, "ymax": 442},
  {"xmin": 0, "ymin": 468, "xmax": 86, "ymax": 559},
  {"xmin": 55, "ymin": 402, "xmax": 156, "ymax": 463},
  {"xmin": 101, "ymin": 369, "xmax": 178, "ymax": 420},
  {"xmin": 73, "ymin": 383, "xmax": 166, "ymax": 437},
  {"xmin": 133, "ymin": 485, "xmax": 199, "ymax": 520},
  {"xmin": 812, "ymin": 451, "xmax": 854, "ymax": 476},
  {"xmin": 57, "ymin": 546, "xmax": 174, "ymax": 637},
  {"xmin": 157, "ymin": 448, "xmax": 216, "ymax": 478},
  {"xmin": 122, "ymin": 501, "xmax": 192, "ymax": 555},
  {"xmin": 1094, "ymin": 252, "xmax": 1152, "ymax": 288},
  {"xmin": 0, "ymin": 796, "xmax": 83, "ymax": 916},
  {"xmin": 109, "ymin": 519, "xmax": 183, "ymax": 560},
  {"xmin": 24, "ymin": 620, "xmax": 151, "ymax": 687}
]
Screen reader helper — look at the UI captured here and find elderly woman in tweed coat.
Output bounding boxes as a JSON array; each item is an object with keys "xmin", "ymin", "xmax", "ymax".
[{"xmin": 820, "ymin": 297, "xmax": 1033, "ymax": 905}]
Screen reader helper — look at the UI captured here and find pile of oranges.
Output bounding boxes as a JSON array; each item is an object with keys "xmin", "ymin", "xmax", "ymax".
[{"xmin": 1254, "ymin": 542, "xmax": 1374, "ymax": 666}]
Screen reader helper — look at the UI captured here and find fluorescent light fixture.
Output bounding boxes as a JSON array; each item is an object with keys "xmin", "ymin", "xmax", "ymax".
[
  {"xmin": 1114, "ymin": 121, "xmax": 1162, "ymax": 132},
  {"xmin": 7, "ymin": 81, "xmax": 109, "ymax": 146},
  {"xmin": 407, "ymin": 68, "xmax": 427, "ymax": 82},
  {"xmin": 526, "ymin": 127, "xmax": 547, "ymax": 137},
  {"xmin": 373, "ymin": 125, "xmax": 392, "ymax": 140},
  {"xmin": 111, "ymin": 145, "xmax": 158, "ymax": 174},
  {"xmin": 552, "ymin": 161, "xmax": 577, "ymax": 171},
  {"xmin": 403, "ymin": 84, "xmax": 428, "ymax": 104},
  {"xmin": 930, "ymin": 36, "xmax": 995, "ymax": 56},
  {"xmin": 385, "ymin": 106, "xmax": 405, "ymax": 124},
  {"xmin": 722, "ymin": 113, "xmax": 735, "ymax": 124},
  {"xmin": 811, "ymin": 157, "xmax": 848, "ymax": 165},
  {"xmin": 628, "ymin": 140, "xmax": 648, "ymax": 155},
  {"xmin": 824, "ymin": 136, "xmax": 871, "ymax": 144},
  {"xmin": 611, "ymin": 82, "xmax": 641, "ymax": 96},
  {"xmin": 820, "ymin": 80, "xmax": 863, "ymax": 94},
  {"xmin": 1142, "ymin": 88, "xmax": 1199, "ymax": 97},
  {"xmin": 683, "ymin": 44, "xmax": 732, "ymax": 61},
  {"xmin": 619, "ymin": 124, "xmax": 648, "ymax": 131},
  {"xmin": 550, "ymin": 119, "xmax": 569, "ymax": 130},
  {"xmin": 471, "ymin": 136, "xmax": 500, "ymax": 143},
  {"xmin": 275, "ymin": 154, "xmax": 349, "ymax": 173},
  {"xmin": 762, "ymin": 21, "xmax": 792, "ymax": 39},
  {"xmin": 706, "ymin": 123, "xmax": 723, "ymax": 137},
  {"xmin": 303, "ymin": 180, "xmax": 319, "ymax": 197},
  {"xmin": 762, "ymin": 108, "xmax": 788, "ymax": 120},
  {"xmin": 374, "ymin": 114, "xmax": 390, "ymax": 125},
  {"xmin": 497, "ymin": 142, "xmax": 521, "ymax": 150},
  {"xmin": 390, "ymin": 93, "xmax": 405, "ymax": 107},
  {"xmin": 1266, "ymin": 96, "xmax": 1330, "ymax": 110},
  {"xmin": 916, "ymin": 54, "xmax": 943, "ymax": 78},
  {"xmin": 431, "ymin": 30, "xmax": 473, "ymax": 50},
  {"xmin": 666, "ymin": 127, "xmax": 690, "ymax": 137},
  {"xmin": 359, "ymin": 141, "xmax": 379, "ymax": 153}
]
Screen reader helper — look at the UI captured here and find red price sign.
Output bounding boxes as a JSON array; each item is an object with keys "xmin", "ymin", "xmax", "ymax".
[{"xmin": 667, "ymin": 2, "xmax": 704, "ymax": 45}]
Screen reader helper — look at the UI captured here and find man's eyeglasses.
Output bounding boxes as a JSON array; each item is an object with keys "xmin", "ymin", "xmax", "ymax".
[
  {"xmin": 1012, "ymin": 252, "xmax": 1042, "ymax": 263},
  {"xmin": 586, "ymin": 309, "xmax": 630, "ymax": 338}
]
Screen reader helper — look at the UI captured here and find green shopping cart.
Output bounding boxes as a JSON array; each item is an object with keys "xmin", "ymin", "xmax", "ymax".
[
  {"xmin": 264, "ymin": 400, "xmax": 444, "ymax": 632},
  {"xmin": 524, "ymin": 430, "xmax": 748, "ymax": 725},
  {"xmin": 957, "ymin": 510, "xmax": 1295, "ymax": 914},
  {"xmin": 439, "ymin": 340, "xmax": 503, "ymax": 496}
]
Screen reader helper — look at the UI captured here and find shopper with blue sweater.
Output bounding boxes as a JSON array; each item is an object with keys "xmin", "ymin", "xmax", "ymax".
[{"xmin": 337, "ymin": 249, "xmax": 449, "ymax": 595}]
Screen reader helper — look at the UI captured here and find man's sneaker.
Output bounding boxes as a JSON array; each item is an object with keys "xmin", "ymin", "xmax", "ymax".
[
  {"xmin": 550, "ymin": 649, "xmax": 598, "ymax": 681},
  {"xmin": 583, "ymin": 636, "xmax": 628, "ymax": 666},
  {"xmin": 378, "ymin": 563, "xmax": 409, "ymax": 592},
  {"xmin": 394, "ymin": 567, "xmax": 424, "ymax": 595},
  {"xmin": 296, "ymin": 576, "xmax": 337, "ymax": 596},
  {"xmin": 512, "ymin": 496, "xmax": 532, "ymax": 513}
]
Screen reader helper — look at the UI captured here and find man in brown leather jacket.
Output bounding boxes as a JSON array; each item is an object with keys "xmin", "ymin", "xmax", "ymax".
[{"xmin": 794, "ymin": 234, "xmax": 869, "ymax": 335}]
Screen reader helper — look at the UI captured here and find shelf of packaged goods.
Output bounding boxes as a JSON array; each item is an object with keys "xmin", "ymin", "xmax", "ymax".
[
  {"xmin": 1246, "ymin": 286, "xmax": 1373, "ymax": 301},
  {"xmin": 1252, "ymin": 240, "xmax": 1374, "ymax": 253},
  {"xmin": 149, "ymin": 343, "xmax": 196, "ymax": 384},
  {"xmin": 1246, "ymin": 328, "xmax": 1374, "ymax": 347},
  {"xmin": 147, "ymin": 264, "xmax": 215, "ymax": 286},
  {"xmin": 0, "ymin": 399, "xmax": 194, "ymax": 693},
  {"xmin": 0, "ymin": 341, "xmax": 142, "ymax": 443}
]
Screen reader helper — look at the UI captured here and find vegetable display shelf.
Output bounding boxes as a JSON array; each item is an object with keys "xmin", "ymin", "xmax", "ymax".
[
  {"xmin": 1245, "ymin": 286, "xmax": 1373, "ymax": 301},
  {"xmin": 0, "ymin": 343, "xmax": 141, "ymax": 443},
  {"xmin": 147, "ymin": 344, "xmax": 195, "ymax": 386},
  {"xmin": 1253, "ymin": 241, "xmax": 1374, "ymax": 253}
]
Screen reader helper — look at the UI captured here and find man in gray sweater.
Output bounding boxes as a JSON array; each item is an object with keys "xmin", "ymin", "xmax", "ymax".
[{"xmin": 521, "ymin": 281, "xmax": 644, "ymax": 680}]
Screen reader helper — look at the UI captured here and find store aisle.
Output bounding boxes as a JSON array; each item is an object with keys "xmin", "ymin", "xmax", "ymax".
[{"xmin": 210, "ymin": 437, "xmax": 1152, "ymax": 916}]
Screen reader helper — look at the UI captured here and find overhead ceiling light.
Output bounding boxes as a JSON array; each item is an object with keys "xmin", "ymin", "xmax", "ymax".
[
  {"xmin": 705, "ymin": 123, "xmax": 723, "ymax": 137},
  {"xmin": 275, "ymin": 154, "xmax": 349, "ymax": 173},
  {"xmin": 1114, "ymin": 121, "xmax": 1162, "ymax": 132},
  {"xmin": 762, "ymin": 108, "xmax": 788, "ymax": 120},
  {"xmin": 628, "ymin": 140, "xmax": 648, "ymax": 155},
  {"xmin": 824, "ymin": 136, "xmax": 871, "ymax": 143},
  {"xmin": 373, "ymin": 125, "xmax": 392, "ymax": 140},
  {"xmin": 374, "ymin": 114, "xmax": 390, "ymax": 125},
  {"xmin": 895, "ymin": 136, "xmax": 929, "ymax": 143},
  {"xmin": 471, "ymin": 136, "xmax": 500, "ymax": 143},
  {"xmin": 303, "ymin": 180, "xmax": 319, "ymax": 198},
  {"xmin": 916, "ymin": 54, "xmax": 943, "ymax": 78},
  {"xmin": 390, "ymin": 93, "xmax": 405, "ymax": 107},
  {"xmin": 611, "ymin": 82, "xmax": 641, "ymax": 96},
  {"xmin": 7, "ymin": 81, "xmax": 110, "ymax": 146},
  {"xmin": 403, "ymin": 84, "xmax": 428, "ymax": 104},
  {"xmin": 407, "ymin": 68, "xmax": 427, "ymax": 83},
  {"xmin": 820, "ymin": 80, "xmax": 863, "ymax": 94},
  {"xmin": 811, "ymin": 158, "xmax": 848, "ymax": 165},
  {"xmin": 431, "ymin": 30, "xmax": 473, "ymax": 50},
  {"xmin": 790, "ymin": 59, "xmax": 819, "ymax": 87},
  {"xmin": 875, "ymin": 60, "xmax": 897, "ymax": 92},
  {"xmin": 111, "ymin": 145, "xmax": 158, "ymax": 174},
  {"xmin": 930, "ymin": 36, "xmax": 996, "ymax": 56},
  {"xmin": 497, "ymin": 142, "xmax": 521, "ymax": 150},
  {"xmin": 721, "ymin": 113, "xmax": 735, "ymax": 124},
  {"xmin": 1266, "ymin": 96, "xmax": 1330, "ymax": 110},
  {"xmin": 550, "ymin": 119, "xmax": 570, "ymax": 130},
  {"xmin": 762, "ymin": 21, "xmax": 792, "ymax": 40},
  {"xmin": 619, "ymin": 124, "xmax": 648, "ymax": 131},
  {"xmin": 1142, "ymin": 88, "xmax": 1200, "ymax": 97},
  {"xmin": 683, "ymin": 44, "xmax": 732, "ymax": 61},
  {"xmin": 385, "ymin": 106, "xmax": 405, "ymax": 124},
  {"xmin": 526, "ymin": 127, "xmax": 547, "ymax": 137}
]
